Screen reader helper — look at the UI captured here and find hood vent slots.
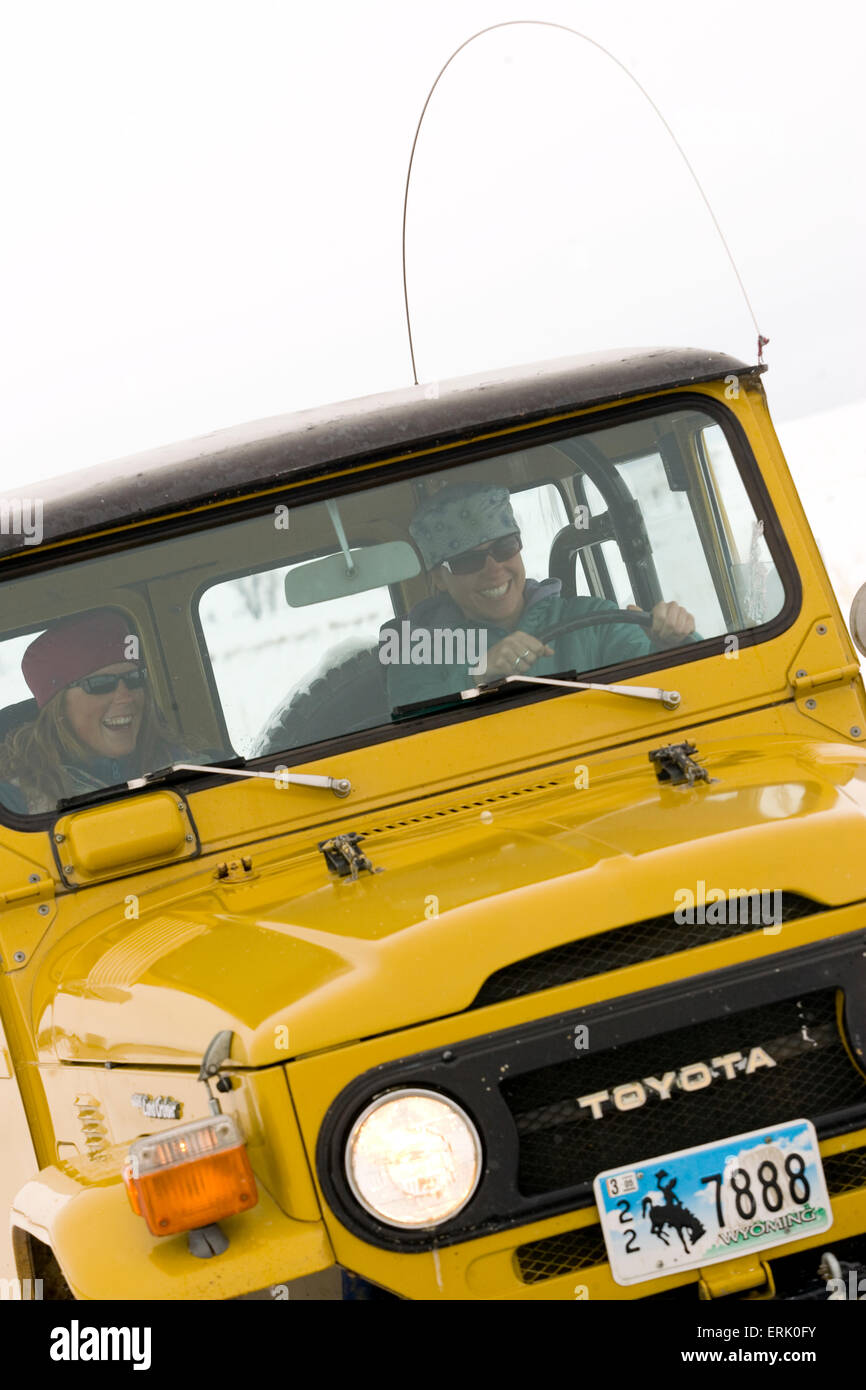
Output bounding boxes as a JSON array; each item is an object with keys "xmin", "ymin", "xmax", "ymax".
[{"xmin": 365, "ymin": 779, "xmax": 563, "ymax": 835}]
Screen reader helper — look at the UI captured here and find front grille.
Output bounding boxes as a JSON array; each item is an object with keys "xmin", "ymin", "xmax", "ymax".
[
  {"xmin": 473, "ymin": 892, "xmax": 824, "ymax": 1009},
  {"xmin": 502, "ymin": 990, "xmax": 865, "ymax": 1197},
  {"xmin": 318, "ymin": 933, "xmax": 866, "ymax": 1253},
  {"xmin": 516, "ymin": 1143, "xmax": 866, "ymax": 1285},
  {"xmin": 517, "ymin": 1224, "xmax": 608, "ymax": 1285},
  {"xmin": 822, "ymin": 1146, "xmax": 866, "ymax": 1195}
]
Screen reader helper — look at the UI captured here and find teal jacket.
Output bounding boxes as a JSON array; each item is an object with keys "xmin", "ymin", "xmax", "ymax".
[{"xmin": 382, "ymin": 578, "xmax": 690, "ymax": 712}]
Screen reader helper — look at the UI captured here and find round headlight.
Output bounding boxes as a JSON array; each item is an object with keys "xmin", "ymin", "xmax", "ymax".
[{"xmin": 345, "ymin": 1088, "xmax": 482, "ymax": 1229}]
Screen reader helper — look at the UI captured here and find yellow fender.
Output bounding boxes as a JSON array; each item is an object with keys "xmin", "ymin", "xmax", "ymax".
[{"xmin": 11, "ymin": 1150, "xmax": 334, "ymax": 1301}]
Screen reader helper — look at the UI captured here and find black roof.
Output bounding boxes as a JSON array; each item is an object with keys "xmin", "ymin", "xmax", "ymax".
[{"xmin": 1, "ymin": 347, "xmax": 756, "ymax": 558}]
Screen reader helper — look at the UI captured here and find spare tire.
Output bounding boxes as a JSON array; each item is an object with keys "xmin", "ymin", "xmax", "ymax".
[{"xmin": 251, "ymin": 646, "xmax": 388, "ymax": 756}]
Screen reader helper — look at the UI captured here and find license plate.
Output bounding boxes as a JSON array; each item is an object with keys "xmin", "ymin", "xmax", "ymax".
[{"xmin": 593, "ymin": 1118, "xmax": 832, "ymax": 1286}]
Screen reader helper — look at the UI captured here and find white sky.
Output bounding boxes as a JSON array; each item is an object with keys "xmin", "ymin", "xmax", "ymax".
[{"xmin": 1, "ymin": 0, "xmax": 864, "ymax": 491}]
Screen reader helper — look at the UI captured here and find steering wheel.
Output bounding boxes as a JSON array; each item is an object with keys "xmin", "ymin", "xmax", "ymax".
[{"xmin": 538, "ymin": 608, "xmax": 655, "ymax": 645}]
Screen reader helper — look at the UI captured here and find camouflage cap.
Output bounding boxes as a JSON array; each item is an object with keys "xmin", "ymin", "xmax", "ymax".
[{"xmin": 409, "ymin": 483, "xmax": 519, "ymax": 570}]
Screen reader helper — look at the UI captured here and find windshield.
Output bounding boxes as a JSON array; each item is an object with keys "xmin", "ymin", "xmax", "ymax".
[{"xmin": 0, "ymin": 401, "xmax": 790, "ymax": 815}]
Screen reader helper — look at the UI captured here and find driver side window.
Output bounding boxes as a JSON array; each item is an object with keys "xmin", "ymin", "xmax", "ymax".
[{"xmin": 560, "ymin": 411, "xmax": 778, "ymax": 639}]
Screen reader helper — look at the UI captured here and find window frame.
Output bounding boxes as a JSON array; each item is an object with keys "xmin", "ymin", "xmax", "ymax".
[{"xmin": 0, "ymin": 391, "xmax": 802, "ymax": 826}]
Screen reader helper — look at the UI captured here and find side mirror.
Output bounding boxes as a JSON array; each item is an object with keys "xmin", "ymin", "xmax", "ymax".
[{"xmin": 850, "ymin": 584, "xmax": 866, "ymax": 657}]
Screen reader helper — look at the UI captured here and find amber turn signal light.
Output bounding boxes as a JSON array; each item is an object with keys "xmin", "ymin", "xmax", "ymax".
[{"xmin": 123, "ymin": 1114, "xmax": 257, "ymax": 1236}]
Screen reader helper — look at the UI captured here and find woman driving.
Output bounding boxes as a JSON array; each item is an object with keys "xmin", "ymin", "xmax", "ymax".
[
  {"xmin": 382, "ymin": 482, "xmax": 697, "ymax": 709},
  {"xmin": 0, "ymin": 609, "xmax": 183, "ymax": 814}
]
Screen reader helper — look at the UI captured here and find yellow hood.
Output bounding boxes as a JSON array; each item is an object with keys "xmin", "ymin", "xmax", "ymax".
[{"xmin": 41, "ymin": 734, "xmax": 866, "ymax": 1066}]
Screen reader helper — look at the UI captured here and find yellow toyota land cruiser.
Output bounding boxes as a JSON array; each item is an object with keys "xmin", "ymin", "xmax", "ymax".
[{"xmin": 1, "ymin": 347, "xmax": 865, "ymax": 1301}]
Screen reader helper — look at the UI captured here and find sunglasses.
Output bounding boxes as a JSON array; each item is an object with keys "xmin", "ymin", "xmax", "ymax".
[
  {"xmin": 440, "ymin": 533, "xmax": 522, "ymax": 576},
  {"xmin": 68, "ymin": 666, "xmax": 148, "ymax": 696}
]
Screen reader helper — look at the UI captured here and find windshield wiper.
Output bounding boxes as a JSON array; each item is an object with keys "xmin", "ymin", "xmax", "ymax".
[
  {"xmin": 392, "ymin": 670, "xmax": 680, "ymax": 722},
  {"xmin": 132, "ymin": 762, "xmax": 351, "ymax": 796},
  {"xmin": 463, "ymin": 674, "xmax": 681, "ymax": 710},
  {"xmin": 56, "ymin": 757, "xmax": 352, "ymax": 811},
  {"xmin": 390, "ymin": 669, "xmax": 575, "ymax": 721}
]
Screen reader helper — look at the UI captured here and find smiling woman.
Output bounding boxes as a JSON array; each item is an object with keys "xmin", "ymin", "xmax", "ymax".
[{"xmin": 0, "ymin": 609, "xmax": 184, "ymax": 813}]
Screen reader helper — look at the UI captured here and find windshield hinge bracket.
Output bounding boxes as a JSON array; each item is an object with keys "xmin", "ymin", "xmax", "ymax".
[
  {"xmin": 791, "ymin": 663, "xmax": 860, "ymax": 694},
  {"xmin": 787, "ymin": 618, "xmax": 866, "ymax": 740},
  {"xmin": 0, "ymin": 874, "xmax": 55, "ymax": 912}
]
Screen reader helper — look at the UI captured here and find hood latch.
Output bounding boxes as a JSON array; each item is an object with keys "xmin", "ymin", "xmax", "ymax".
[
  {"xmin": 319, "ymin": 832, "xmax": 380, "ymax": 881},
  {"xmin": 649, "ymin": 741, "xmax": 712, "ymax": 787}
]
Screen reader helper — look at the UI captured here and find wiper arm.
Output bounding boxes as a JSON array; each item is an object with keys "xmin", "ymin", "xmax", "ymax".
[
  {"xmin": 129, "ymin": 761, "xmax": 352, "ymax": 797},
  {"xmin": 462, "ymin": 674, "xmax": 681, "ymax": 709},
  {"xmin": 56, "ymin": 758, "xmax": 351, "ymax": 811}
]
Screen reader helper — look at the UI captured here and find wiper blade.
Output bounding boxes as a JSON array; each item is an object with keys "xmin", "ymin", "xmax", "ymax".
[
  {"xmin": 463, "ymin": 674, "xmax": 681, "ymax": 710},
  {"xmin": 55, "ymin": 757, "xmax": 352, "ymax": 811},
  {"xmin": 392, "ymin": 669, "xmax": 680, "ymax": 720},
  {"xmin": 55, "ymin": 757, "xmax": 242, "ymax": 811},
  {"xmin": 391, "ymin": 669, "xmax": 582, "ymax": 721}
]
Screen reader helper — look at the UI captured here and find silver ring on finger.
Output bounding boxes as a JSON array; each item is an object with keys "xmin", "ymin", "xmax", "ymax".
[{"xmin": 513, "ymin": 653, "xmax": 524, "ymax": 670}]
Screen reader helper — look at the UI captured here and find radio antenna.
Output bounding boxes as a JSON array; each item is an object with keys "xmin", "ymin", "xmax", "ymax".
[{"xmin": 401, "ymin": 20, "xmax": 768, "ymax": 385}]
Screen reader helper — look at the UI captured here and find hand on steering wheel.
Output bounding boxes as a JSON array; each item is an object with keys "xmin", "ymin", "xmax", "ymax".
[
  {"xmin": 630, "ymin": 601, "xmax": 695, "ymax": 646},
  {"xmin": 537, "ymin": 602, "xmax": 695, "ymax": 647},
  {"xmin": 474, "ymin": 630, "xmax": 554, "ymax": 683}
]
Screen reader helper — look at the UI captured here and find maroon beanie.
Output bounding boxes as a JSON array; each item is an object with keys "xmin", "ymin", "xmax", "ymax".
[{"xmin": 22, "ymin": 610, "xmax": 140, "ymax": 709}]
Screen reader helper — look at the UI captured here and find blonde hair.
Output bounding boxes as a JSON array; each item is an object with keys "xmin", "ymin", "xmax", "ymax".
[{"xmin": 0, "ymin": 686, "xmax": 179, "ymax": 811}]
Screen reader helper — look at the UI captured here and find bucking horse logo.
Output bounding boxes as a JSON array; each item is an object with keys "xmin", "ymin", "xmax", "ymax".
[{"xmin": 641, "ymin": 1169, "xmax": 706, "ymax": 1253}]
